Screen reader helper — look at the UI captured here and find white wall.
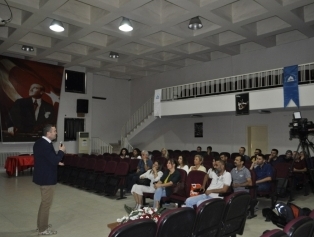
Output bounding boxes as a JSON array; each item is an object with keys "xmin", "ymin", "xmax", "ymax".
[
  {"xmin": 91, "ymin": 75, "xmax": 130, "ymax": 143},
  {"xmin": 140, "ymin": 109, "xmax": 314, "ymax": 156}
]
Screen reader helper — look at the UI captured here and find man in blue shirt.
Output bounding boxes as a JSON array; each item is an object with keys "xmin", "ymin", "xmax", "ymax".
[{"xmin": 251, "ymin": 154, "xmax": 273, "ymax": 191}]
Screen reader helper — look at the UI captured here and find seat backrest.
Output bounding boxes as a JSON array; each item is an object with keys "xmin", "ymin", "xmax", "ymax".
[
  {"xmin": 260, "ymin": 229, "xmax": 288, "ymax": 237},
  {"xmin": 114, "ymin": 162, "xmax": 129, "ymax": 176},
  {"xmin": 186, "ymin": 171, "xmax": 207, "ymax": 197},
  {"xmin": 94, "ymin": 159, "xmax": 106, "ymax": 172},
  {"xmin": 77, "ymin": 157, "xmax": 88, "ymax": 169},
  {"xmin": 63, "ymin": 155, "xmax": 73, "ymax": 165},
  {"xmin": 231, "ymin": 152, "xmax": 240, "ymax": 160},
  {"xmin": 129, "ymin": 159, "xmax": 140, "ymax": 172},
  {"xmin": 104, "ymin": 160, "xmax": 117, "ymax": 174},
  {"xmin": 156, "ymin": 207, "xmax": 196, "ymax": 237},
  {"xmin": 274, "ymin": 163, "xmax": 291, "ymax": 178},
  {"xmin": 283, "ymin": 216, "xmax": 314, "ymax": 237},
  {"xmin": 86, "ymin": 158, "xmax": 97, "ymax": 170},
  {"xmin": 221, "ymin": 192, "xmax": 251, "ymax": 237},
  {"xmin": 108, "ymin": 219, "xmax": 157, "ymax": 237},
  {"xmin": 192, "ymin": 198, "xmax": 225, "ymax": 237},
  {"xmin": 309, "ymin": 209, "xmax": 314, "ymax": 219}
]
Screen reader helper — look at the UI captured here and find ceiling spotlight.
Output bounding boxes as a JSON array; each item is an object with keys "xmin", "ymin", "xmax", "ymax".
[
  {"xmin": 109, "ymin": 52, "xmax": 119, "ymax": 58},
  {"xmin": 188, "ymin": 17, "xmax": 203, "ymax": 30},
  {"xmin": 21, "ymin": 45, "xmax": 34, "ymax": 52},
  {"xmin": 119, "ymin": 17, "xmax": 133, "ymax": 32},
  {"xmin": 49, "ymin": 19, "xmax": 65, "ymax": 32}
]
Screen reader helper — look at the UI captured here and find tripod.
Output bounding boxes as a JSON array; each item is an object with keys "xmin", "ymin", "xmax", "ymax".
[{"xmin": 287, "ymin": 137, "xmax": 314, "ymax": 202}]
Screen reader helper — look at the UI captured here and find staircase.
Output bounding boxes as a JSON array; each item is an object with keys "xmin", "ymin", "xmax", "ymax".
[{"xmin": 91, "ymin": 137, "xmax": 113, "ymax": 155}]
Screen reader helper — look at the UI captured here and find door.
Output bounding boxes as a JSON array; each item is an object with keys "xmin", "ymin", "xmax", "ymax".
[{"xmin": 247, "ymin": 126, "xmax": 268, "ymax": 157}]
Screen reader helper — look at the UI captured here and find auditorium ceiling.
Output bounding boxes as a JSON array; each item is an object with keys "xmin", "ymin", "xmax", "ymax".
[{"xmin": 0, "ymin": 0, "xmax": 313, "ymax": 80}]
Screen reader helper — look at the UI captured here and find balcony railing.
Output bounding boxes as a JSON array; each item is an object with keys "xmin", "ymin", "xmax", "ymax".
[{"xmin": 161, "ymin": 62, "xmax": 314, "ymax": 101}]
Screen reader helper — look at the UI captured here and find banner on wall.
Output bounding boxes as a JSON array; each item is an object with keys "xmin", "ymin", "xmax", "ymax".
[
  {"xmin": 283, "ymin": 65, "xmax": 299, "ymax": 108},
  {"xmin": 0, "ymin": 56, "xmax": 64, "ymax": 142},
  {"xmin": 154, "ymin": 89, "xmax": 162, "ymax": 118}
]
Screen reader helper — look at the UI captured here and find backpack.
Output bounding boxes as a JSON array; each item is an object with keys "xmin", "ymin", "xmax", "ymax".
[{"xmin": 263, "ymin": 202, "xmax": 311, "ymax": 228}]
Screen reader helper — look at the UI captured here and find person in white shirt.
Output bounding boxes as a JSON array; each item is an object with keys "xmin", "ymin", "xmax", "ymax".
[
  {"xmin": 186, "ymin": 160, "xmax": 231, "ymax": 207},
  {"xmin": 131, "ymin": 161, "xmax": 163, "ymax": 210},
  {"xmin": 177, "ymin": 155, "xmax": 189, "ymax": 173},
  {"xmin": 188, "ymin": 155, "xmax": 207, "ymax": 173}
]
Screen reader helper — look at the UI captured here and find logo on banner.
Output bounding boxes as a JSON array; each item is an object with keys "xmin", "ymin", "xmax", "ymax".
[
  {"xmin": 286, "ymin": 76, "xmax": 295, "ymax": 82},
  {"xmin": 156, "ymin": 95, "xmax": 159, "ymax": 100}
]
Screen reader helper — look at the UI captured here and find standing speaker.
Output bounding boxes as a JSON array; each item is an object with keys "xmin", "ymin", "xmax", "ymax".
[{"xmin": 77, "ymin": 99, "xmax": 89, "ymax": 113}]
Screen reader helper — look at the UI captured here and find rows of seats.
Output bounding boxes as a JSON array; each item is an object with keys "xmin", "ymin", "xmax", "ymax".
[
  {"xmin": 109, "ymin": 192, "xmax": 251, "ymax": 237},
  {"xmin": 57, "ymin": 154, "xmax": 139, "ymax": 199}
]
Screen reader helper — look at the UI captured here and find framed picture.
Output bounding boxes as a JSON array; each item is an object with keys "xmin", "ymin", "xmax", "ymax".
[
  {"xmin": 194, "ymin": 122, "xmax": 203, "ymax": 137},
  {"xmin": 236, "ymin": 93, "xmax": 249, "ymax": 115}
]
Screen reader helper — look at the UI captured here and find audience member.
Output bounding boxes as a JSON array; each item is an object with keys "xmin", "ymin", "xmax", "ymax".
[
  {"xmin": 200, "ymin": 157, "xmax": 219, "ymax": 192},
  {"xmin": 196, "ymin": 146, "xmax": 202, "ymax": 154},
  {"xmin": 293, "ymin": 152, "xmax": 307, "ymax": 190},
  {"xmin": 153, "ymin": 159, "xmax": 180, "ymax": 209},
  {"xmin": 250, "ymin": 154, "xmax": 273, "ymax": 191},
  {"xmin": 284, "ymin": 150, "xmax": 293, "ymax": 163},
  {"xmin": 126, "ymin": 150, "xmax": 152, "ymax": 192},
  {"xmin": 185, "ymin": 160, "xmax": 231, "ymax": 207},
  {"xmin": 292, "ymin": 151, "xmax": 300, "ymax": 160},
  {"xmin": 231, "ymin": 155, "xmax": 252, "ymax": 192},
  {"xmin": 251, "ymin": 148, "xmax": 262, "ymax": 162},
  {"xmin": 220, "ymin": 152, "xmax": 234, "ymax": 171},
  {"xmin": 268, "ymin": 149, "xmax": 283, "ymax": 166},
  {"xmin": 161, "ymin": 148, "xmax": 169, "ymax": 159},
  {"xmin": 188, "ymin": 155, "xmax": 206, "ymax": 173},
  {"xmin": 299, "ymin": 151, "xmax": 307, "ymax": 160},
  {"xmin": 239, "ymin": 147, "xmax": 250, "ymax": 161},
  {"xmin": 131, "ymin": 148, "xmax": 141, "ymax": 159},
  {"xmin": 119, "ymin": 148, "xmax": 129, "ymax": 159},
  {"xmin": 206, "ymin": 146, "xmax": 212, "ymax": 156},
  {"xmin": 177, "ymin": 155, "xmax": 189, "ymax": 173},
  {"xmin": 131, "ymin": 161, "xmax": 163, "ymax": 210}
]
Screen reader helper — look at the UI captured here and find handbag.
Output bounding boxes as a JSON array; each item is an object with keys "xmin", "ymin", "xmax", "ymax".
[
  {"xmin": 136, "ymin": 178, "xmax": 151, "ymax": 186},
  {"xmin": 172, "ymin": 182, "xmax": 185, "ymax": 196}
]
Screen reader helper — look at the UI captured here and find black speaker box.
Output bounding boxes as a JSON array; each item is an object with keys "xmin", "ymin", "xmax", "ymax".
[{"xmin": 77, "ymin": 99, "xmax": 88, "ymax": 113}]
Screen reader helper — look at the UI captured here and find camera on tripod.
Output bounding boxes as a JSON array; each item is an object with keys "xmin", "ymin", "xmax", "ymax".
[{"xmin": 289, "ymin": 112, "xmax": 314, "ymax": 140}]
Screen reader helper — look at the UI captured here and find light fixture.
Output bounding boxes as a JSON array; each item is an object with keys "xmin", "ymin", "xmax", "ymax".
[
  {"xmin": 109, "ymin": 52, "xmax": 119, "ymax": 58},
  {"xmin": 49, "ymin": 19, "xmax": 65, "ymax": 32},
  {"xmin": 119, "ymin": 17, "xmax": 133, "ymax": 32},
  {"xmin": 21, "ymin": 45, "xmax": 34, "ymax": 52},
  {"xmin": 188, "ymin": 17, "xmax": 203, "ymax": 30}
]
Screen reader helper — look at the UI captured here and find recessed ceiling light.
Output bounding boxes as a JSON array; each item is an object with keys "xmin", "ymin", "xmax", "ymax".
[
  {"xmin": 188, "ymin": 17, "xmax": 203, "ymax": 30},
  {"xmin": 119, "ymin": 17, "xmax": 133, "ymax": 32},
  {"xmin": 109, "ymin": 52, "xmax": 119, "ymax": 58},
  {"xmin": 49, "ymin": 19, "xmax": 65, "ymax": 32},
  {"xmin": 21, "ymin": 45, "xmax": 34, "ymax": 52}
]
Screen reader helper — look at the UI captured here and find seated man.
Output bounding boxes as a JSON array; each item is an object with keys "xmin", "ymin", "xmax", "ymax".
[
  {"xmin": 284, "ymin": 150, "xmax": 293, "ymax": 163},
  {"xmin": 250, "ymin": 154, "xmax": 273, "ymax": 192},
  {"xmin": 268, "ymin": 149, "xmax": 283, "ymax": 166},
  {"xmin": 185, "ymin": 160, "xmax": 231, "ymax": 208},
  {"xmin": 239, "ymin": 147, "xmax": 250, "ymax": 162},
  {"xmin": 231, "ymin": 155, "xmax": 252, "ymax": 192},
  {"xmin": 251, "ymin": 148, "xmax": 262, "ymax": 162},
  {"xmin": 220, "ymin": 152, "xmax": 234, "ymax": 171}
]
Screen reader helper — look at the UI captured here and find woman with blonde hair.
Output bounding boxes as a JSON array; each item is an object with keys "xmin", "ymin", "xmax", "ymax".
[
  {"xmin": 188, "ymin": 155, "xmax": 206, "ymax": 173},
  {"xmin": 161, "ymin": 148, "xmax": 169, "ymax": 159}
]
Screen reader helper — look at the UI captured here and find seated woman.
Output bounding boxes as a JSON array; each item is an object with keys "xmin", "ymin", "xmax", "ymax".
[
  {"xmin": 293, "ymin": 152, "xmax": 307, "ymax": 190},
  {"xmin": 119, "ymin": 148, "xmax": 129, "ymax": 159},
  {"xmin": 177, "ymin": 155, "xmax": 189, "ymax": 173},
  {"xmin": 188, "ymin": 154, "xmax": 207, "ymax": 173},
  {"xmin": 153, "ymin": 158, "xmax": 180, "ymax": 209},
  {"xmin": 161, "ymin": 148, "xmax": 169, "ymax": 159},
  {"xmin": 131, "ymin": 148, "xmax": 141, "ymax": 159},
  {"xmin": 131, "ymin": 161, "xmax": 163, "ymax": 210}
]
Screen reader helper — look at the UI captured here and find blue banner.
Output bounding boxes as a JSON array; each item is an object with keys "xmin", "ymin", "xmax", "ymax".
[{"xmin": 283, "ymin": 65, "xmax": 299, "ymax": 108}]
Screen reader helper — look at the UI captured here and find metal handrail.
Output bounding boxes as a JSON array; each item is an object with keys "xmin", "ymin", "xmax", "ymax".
[
  {"xmin": 160, "ymin": 62, "xmax": 314, "ymax": 101},
  {"xmin": 91, "ymin": 137, "xmax": 113, "ymax": 154}
]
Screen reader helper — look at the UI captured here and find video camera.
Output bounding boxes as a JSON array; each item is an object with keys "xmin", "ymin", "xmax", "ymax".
[{"xmin": 289, "ymin": 112, "xmax": 314, "ymax": 140}]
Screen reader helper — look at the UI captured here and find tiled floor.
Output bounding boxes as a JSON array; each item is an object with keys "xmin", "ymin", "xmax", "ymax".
[{"xmin": 0, "ymin": 168, "xmax": 313, "ymax": 237}]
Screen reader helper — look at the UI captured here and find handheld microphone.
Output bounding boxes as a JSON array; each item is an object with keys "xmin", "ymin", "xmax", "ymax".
[{"xmin": 60, "ymin": 141, "xmax": 63, "ymax": 147}]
